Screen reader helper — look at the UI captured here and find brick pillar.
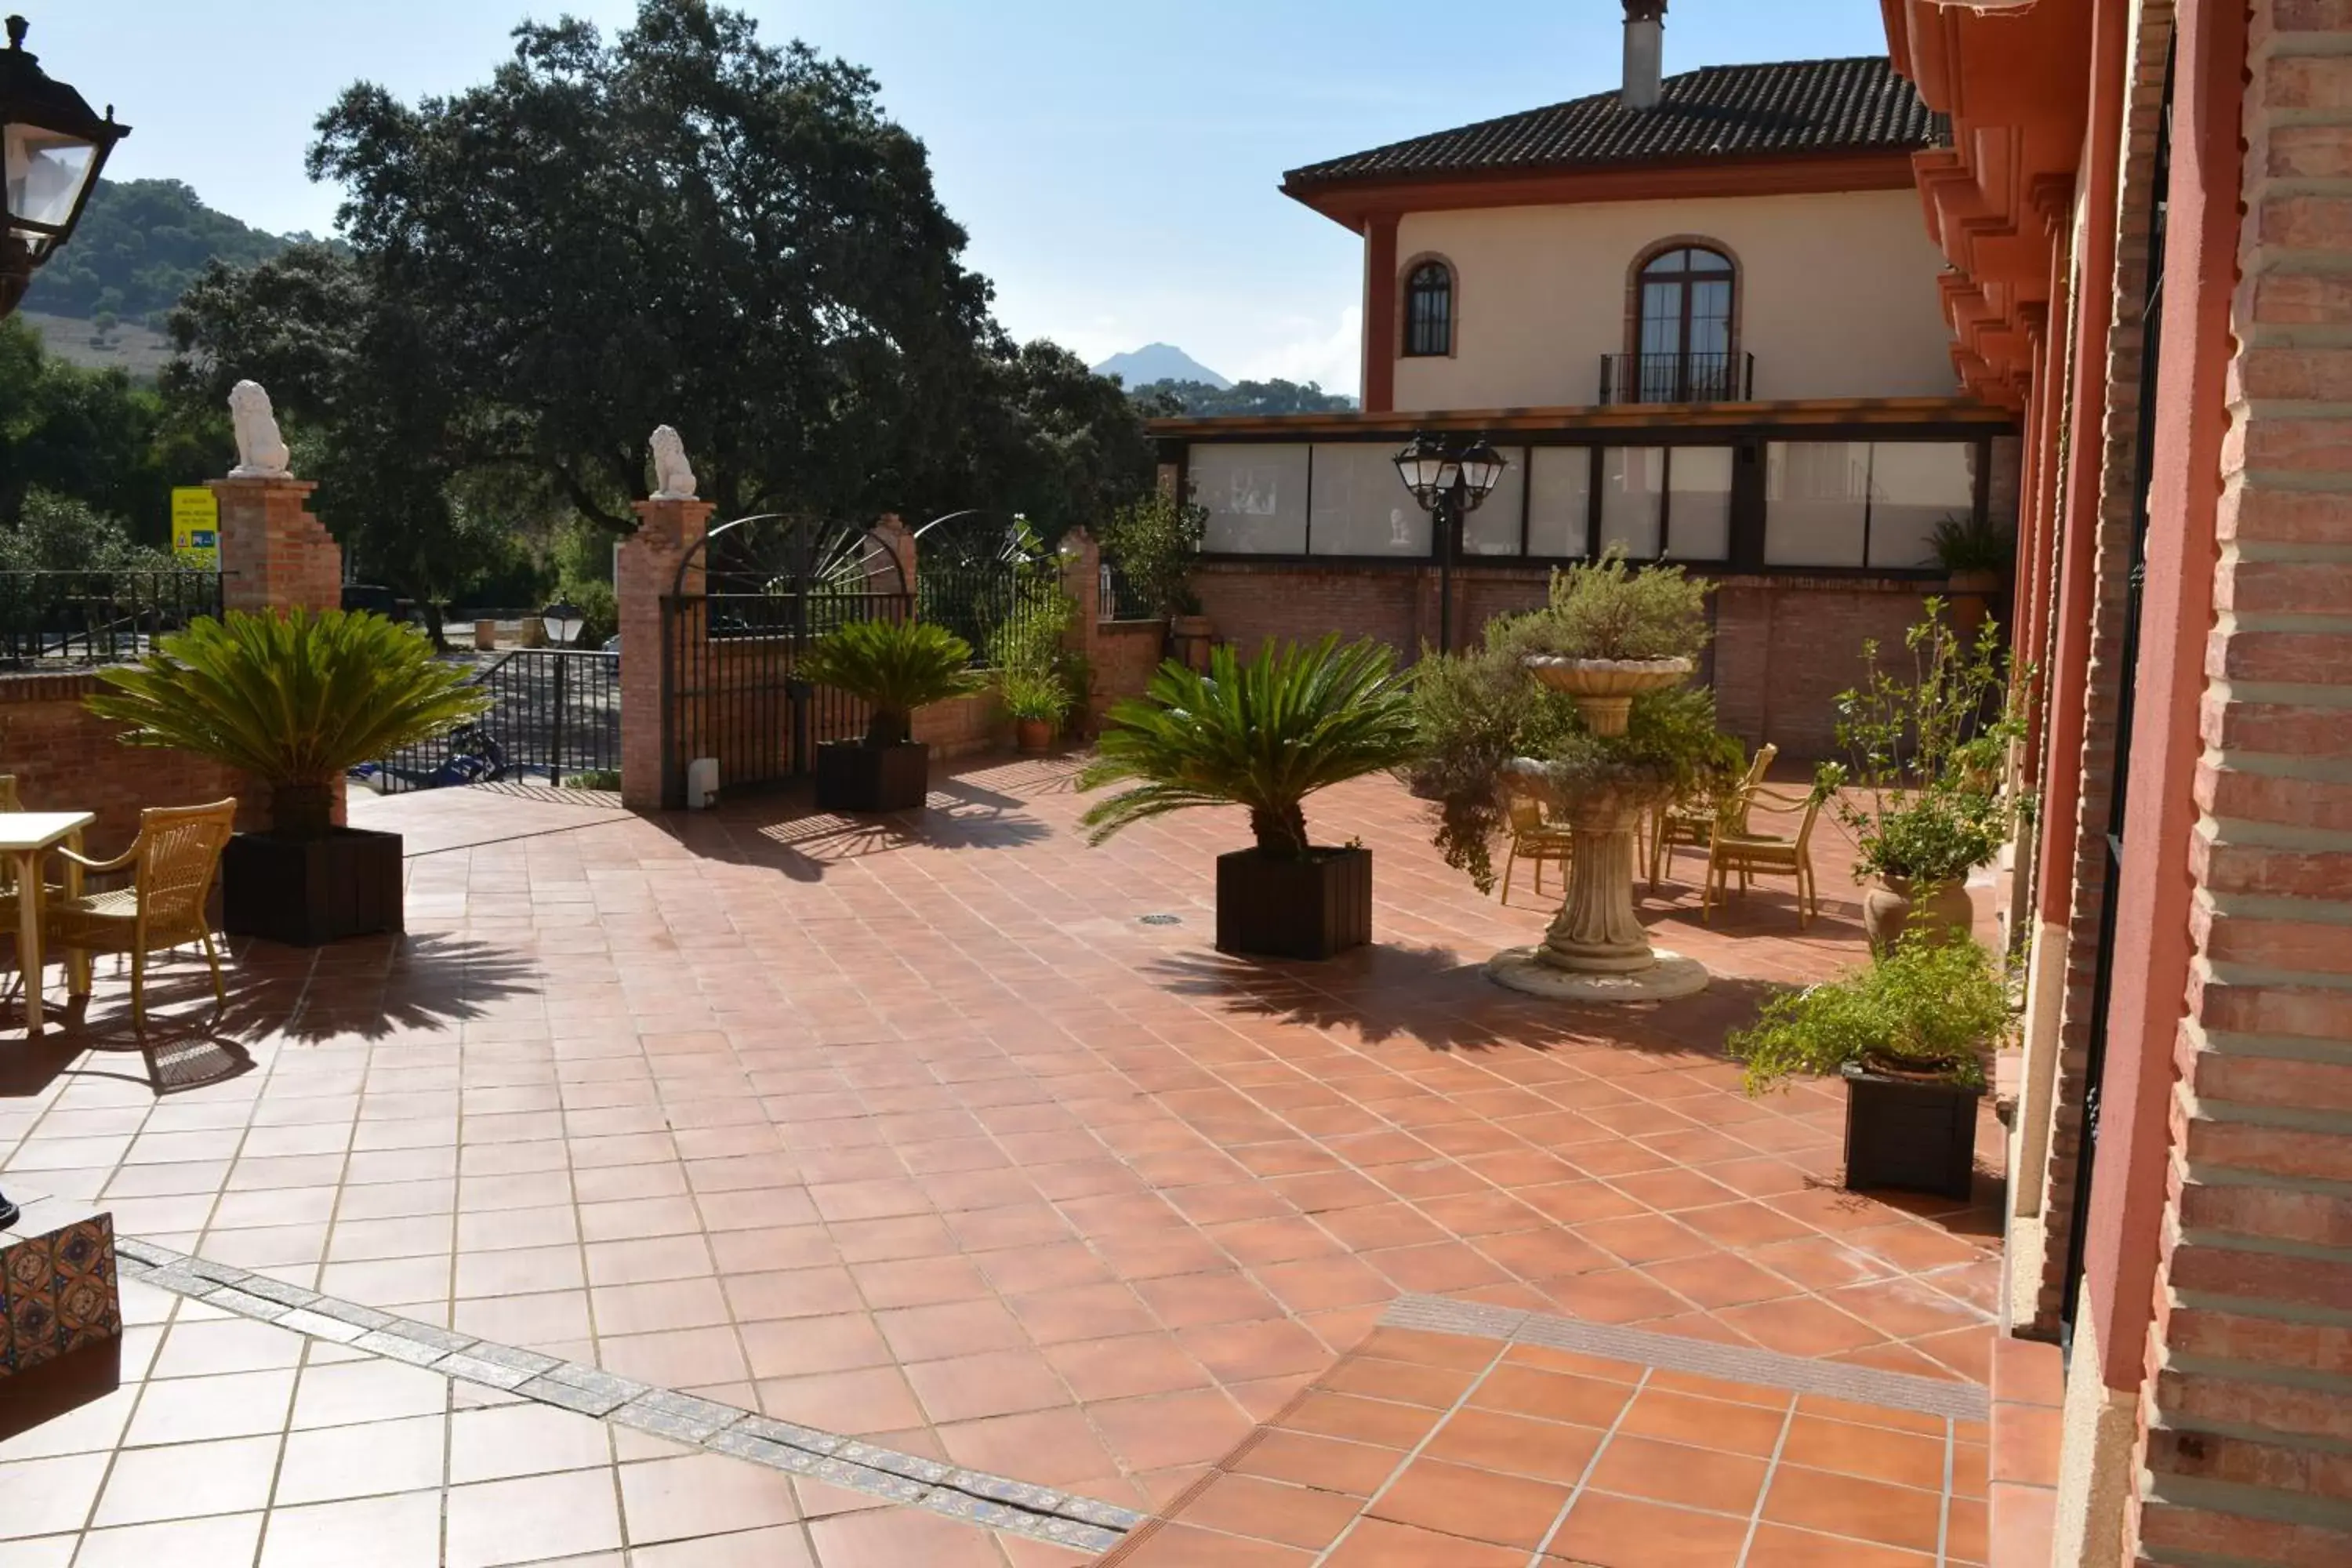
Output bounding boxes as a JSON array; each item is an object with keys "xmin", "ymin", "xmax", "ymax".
[
  {"xmin": 617, "ymin": 496, "xmax": 713, "ymax": 811},
  {"xmin": 209, "ymin": 476, "xmax": 340, "ymax": 615},
  {"xmin": 872, "ymin": 514, "xmax": 917, "ymax": 606},
  {"xmin": 1709, "ymin": 583, "xmax": 1772, "ymax": 749},
  {"xmin": 1058, "ymin": 528, "xmax": 1102, "ymax": 735},
  {"xmin": 2114, "ymin": 3, "xmax": 2352, "ymax": 1563}
]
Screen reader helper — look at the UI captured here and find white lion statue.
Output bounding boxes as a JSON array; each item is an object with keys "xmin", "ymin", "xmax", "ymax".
[
  {"xmin": 649, "ymin": 424, "xmax": 697, "ymax": 500},
  {"xmin": 227, "ymin": 380, "xmax": 292, "ymax": 478}
]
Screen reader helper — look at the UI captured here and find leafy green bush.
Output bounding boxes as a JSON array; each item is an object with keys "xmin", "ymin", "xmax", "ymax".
[
  {"xmin": 1817, "ymin": 599, "xmax": 2027, "ymax": 887},
  {"xmin": 87, "ymin": 609, "xmax": 489, "ymax": 837},
  {"xmin": 797, "ymin": 619, "xmax": 987, "ymax": 746},
  {"xmin": 1728, "ymin": 932, "xmax": 2009, "ymax": 1094},
  {"xmin": 0, "ymin": 490, "xmax": 173, "ymax": 574},
  {"xmin": 999, "ymin": 668, "xmax": 1071, "ymax": 724},
  {"xmin": 1520, "ymin": 546, "xmax": 1712, "ymax": 661},
  {"xmin": 1929, "ymin": 513, "xmax": 2014, "ymax": 575},
  {"xmin": 1098, "ymin": 492, "xmax": 1207, "ymax": 619},
  {"xmin": 1080, "ymin": 636, "xmax": 1418, "ymax": 858}
]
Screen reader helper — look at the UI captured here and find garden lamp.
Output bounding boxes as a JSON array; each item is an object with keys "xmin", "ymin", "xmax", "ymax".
[
  {"xmin": 540, "ymin": 599, "xmax": 586, "ymax": 646},
  {"xmin": 1394, "ymin": 432, "xmax": 1508, "ymax": 652},
  {"xmin": 0, "ymin": 15, "xmax": 129, "ymax": 319}
]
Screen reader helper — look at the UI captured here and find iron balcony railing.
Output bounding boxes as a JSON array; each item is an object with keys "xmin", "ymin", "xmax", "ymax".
[
  {"xmin": 0, "ymin": 569, "xmax": 223, "ymax": 666},
  {"xmin": 1598, "ymin": 350, "xmax": 1755, "ymax": 406}
]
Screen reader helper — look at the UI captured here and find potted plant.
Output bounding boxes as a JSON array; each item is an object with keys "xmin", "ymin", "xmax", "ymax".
[
  {"xmin": 86, "ymin": 608, "xmax": 488, "ymax": 945},
  {"xmin": 1000, "ymin": 669, "xmax": 1069, "ymax": 755},
  {"xmin": 1817, "ymin": 600, "xmax": 2027, "ymax": 954},
  {"xmin": 1729, "ymin": 933, "xmax": 2009, "ymax": 1197},
  {"xmin": 1100, "ymin": 493, "xmax": 1210, "ymax": 669},
  {"xmin": 1930, "ymin": 512, "xmax": 2014, "ymax": 597},
  {"xmin": 1080, "ymin": 636, "xmax": 1418, "ymax": 960},
  {"xmin": 1406, "ymin": 550, "xmax": 1741, "ymax": 989},
  {"xmin": 799, "ymin": 618, "xmax": 987, "ymax": 813}
]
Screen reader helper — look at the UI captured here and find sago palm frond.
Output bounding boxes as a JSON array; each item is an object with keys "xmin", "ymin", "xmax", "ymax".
[
  {"xmin": 796, "ymin": 618, "xmax": 986, "ymax": 742},
  {"xmin": 1079, "ymin": 636, "xmax": 1420, "ymax": 856},
  {"xmin": 86, "ymin": 609, "xmax": 490, "ymax": 783}
]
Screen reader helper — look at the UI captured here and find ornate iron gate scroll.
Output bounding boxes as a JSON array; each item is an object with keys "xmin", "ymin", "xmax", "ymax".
[{"xmin": 658, "ymin": 516, "xmax": 909, "ymax": 808}]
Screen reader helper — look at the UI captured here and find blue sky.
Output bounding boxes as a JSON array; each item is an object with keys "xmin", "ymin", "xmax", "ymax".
[{"xmin": 53, "ymin": 0, "xmax": 1890, "ymax": 393}]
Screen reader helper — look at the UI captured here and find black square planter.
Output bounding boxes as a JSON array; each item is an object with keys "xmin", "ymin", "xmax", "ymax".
[
  {"xmin": 222, "ymin": 827, "xmax": 405, "ymax": 947},
  {"xmin": 815, "ymin": 740, "xmax": 931, "ymax": 814},
  {"xmin": 1214, "ymin": 846, "xmax": 1372, "ymax": 961},
  {"xmin": 1841, "ymin": 1062, "xmax": 1981, "ymax": 1200}
]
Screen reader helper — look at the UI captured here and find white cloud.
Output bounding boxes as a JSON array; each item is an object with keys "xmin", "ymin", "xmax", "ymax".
[{"xmin": 1234, "ymin": 305, "xmax": 1362, "ymax": 397}]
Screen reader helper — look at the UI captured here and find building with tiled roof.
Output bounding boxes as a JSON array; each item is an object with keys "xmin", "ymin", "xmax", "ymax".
[{"xmin": 1145, "ymin": 0, "xmax": 2013, "ymax": 762}]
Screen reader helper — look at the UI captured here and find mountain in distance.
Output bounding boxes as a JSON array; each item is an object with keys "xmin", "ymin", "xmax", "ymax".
[
  {"xmin": 28, "ymin": 178, "xmax": 310, "ymax": 330},
  {"xmin": 1092, "ymin": 343, "xmax": 1229, "ymax": 390}
]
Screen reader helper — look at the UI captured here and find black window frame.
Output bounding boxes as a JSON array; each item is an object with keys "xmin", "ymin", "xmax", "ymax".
[{"xmin": 1403, "ymin": 261, "xmax": 1454, "ymax": 358}]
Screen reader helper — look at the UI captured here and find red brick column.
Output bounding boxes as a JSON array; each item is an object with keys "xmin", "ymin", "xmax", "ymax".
[
  {"xmin": 617, "ymin": 496, "xmax": 713, "ymax": 811},
  {"xmin": 2105, "ymin": 2, "xmax": 2352, "ymax": 1563},
  {"xmin": 209, "ymin": 476, "xmax": 340, "ymax": 615},
  {"xmin": 872, "ymin": 514, "xmax": 917, "ymax": 607},
  {"xmin": 1058, "ymin": 527, "xmax": 1103, "ymax": 734}
]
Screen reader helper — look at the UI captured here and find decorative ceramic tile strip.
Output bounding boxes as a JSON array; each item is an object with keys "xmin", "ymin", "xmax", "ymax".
[
  {"xmin": 1377, "ymin": 1292, "xmax": 1990, "ymax": 1423},
  {"xmin": 115, "ymin": 1240, "xmax": 1135, "ymax": 1552}
]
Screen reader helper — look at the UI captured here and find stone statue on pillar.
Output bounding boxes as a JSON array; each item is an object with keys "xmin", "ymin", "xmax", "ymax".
[
  {"xmin": 227, "ymin": 380, "xmax": 292, "ymax": 478},
  {"xmin": 649, "ymin": 425, "xmax": 698, "ymax": 500}
]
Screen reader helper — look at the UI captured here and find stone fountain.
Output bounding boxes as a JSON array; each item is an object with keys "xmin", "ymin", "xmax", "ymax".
[{"xmin": 1483, "ymin": 655, "xmax": 1710, "ymax": 1002}]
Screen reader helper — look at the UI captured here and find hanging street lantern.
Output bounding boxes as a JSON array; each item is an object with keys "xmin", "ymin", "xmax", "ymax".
[
  {"xmin": 0, "ymin": 14, "xmax": 130, "ymax": 319},
  {"xmin": 1393, "ymin": 431, "xmax": 1509, "ymax": 653}
]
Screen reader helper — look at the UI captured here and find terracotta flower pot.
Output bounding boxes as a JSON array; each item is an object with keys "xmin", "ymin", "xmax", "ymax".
[
  {"xmin": 1862, "ymin": 874, "xmax": 1976, "ymax": 954},
  {"xmin": 1014, "ymin": 717, "xmax": 1054, "ymax": 755}
]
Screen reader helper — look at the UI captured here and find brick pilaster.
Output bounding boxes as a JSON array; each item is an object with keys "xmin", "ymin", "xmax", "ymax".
[
  {"xmin": 1058, "ymin": 527, "xmax": 1103, "ymax": 735},
  {"xmin": 617, "ymin": 497, "xmax": 713, "ymax": 811},
  {"xmin": 209, "ymin": 476, "xmax": 341, "ymax": 615},
  {"xmin": 2125, "ymin": 4, "xmax": 2352, "ymax": 1561},
  {"xmin": 2031, "ymin": 0, "xmax": 2181, "ymax": 1338}
]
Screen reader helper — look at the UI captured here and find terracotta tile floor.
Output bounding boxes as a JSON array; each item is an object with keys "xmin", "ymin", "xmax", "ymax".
[
  {"xmin": 2, "ymin": 758, "xmax": 2005, "ymax": 1548},
  {"xmin": 1, "ymin": 1272, "xmax": 1072, "ymax": 1566},
  {"xmin": 1109, "ymin": 1323, "xmax": 1987, "ymax": 1567}
]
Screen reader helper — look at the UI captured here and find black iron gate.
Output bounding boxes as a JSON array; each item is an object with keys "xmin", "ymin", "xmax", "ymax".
[
  {"xmin": 367, "ymin": 647, "xmax": 621, "ymax": 793},
  {"xmin": 659, "ymin": 515, "xmax": 911, "ymax": 807}
]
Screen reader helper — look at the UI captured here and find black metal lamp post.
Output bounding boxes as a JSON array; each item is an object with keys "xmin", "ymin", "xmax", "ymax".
[
  {"xmin": 1393, "ymin": 432, "xmax": 1508, "ymax": 653},
  {"xmin": 539, "ymin": 601, "xmax": 585, "ymax": 787},
  {"xmin": 0, "ymin": 15, "xmax": 129, "ymax": 320},
  {"xmin": 0, "ymin": 16, "xmax": 121, "ymax": 1230}
]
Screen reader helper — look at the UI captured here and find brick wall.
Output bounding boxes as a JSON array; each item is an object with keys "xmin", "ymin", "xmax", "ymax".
[
  {"xmin": 2125, "ymin": 4, "xmax": 2352, "ymax": 1561},
  {"xmin": 1192, "ymin": 560, "xmax": 1941, "ymax": 760},
  {"xmin": 1092, "ymin": 621, "xmax": 1165, "ymax": 710},
  {"xmin": 0, "ymin": 673, "xmax": 267, "ymax": 856}
]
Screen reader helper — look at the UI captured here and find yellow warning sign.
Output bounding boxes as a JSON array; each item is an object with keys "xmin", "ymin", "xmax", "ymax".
[{"xmin": 170, "ymin": 488, "xmax": 220, "ymax": 568}]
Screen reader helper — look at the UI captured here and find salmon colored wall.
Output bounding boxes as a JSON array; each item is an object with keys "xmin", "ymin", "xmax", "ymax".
[{"xmin": 2081, "ymin": 0, "xmax": 2242, "ymax": 1396}]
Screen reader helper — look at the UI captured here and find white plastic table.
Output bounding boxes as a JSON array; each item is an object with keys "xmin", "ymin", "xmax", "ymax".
[{"xmin": 0, "ymin": 811, "xmax": 93, "ymax": 1034}]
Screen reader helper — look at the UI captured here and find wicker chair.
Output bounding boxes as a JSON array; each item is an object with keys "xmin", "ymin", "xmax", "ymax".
[
  {"xmin": 1650, "ymin": 742, "xmax": 1776, "ymax": 890},
  {"xmin": 1701, "ymin": 785, "xmax": 1822, "ymax": 928},
  {"xmin": 45, "ymin": 799, "xmax": 238, "ymax": 1029},
  {"xmin": 1499, "ymin": 795, "xmax": 1575, "ymax": 905}
]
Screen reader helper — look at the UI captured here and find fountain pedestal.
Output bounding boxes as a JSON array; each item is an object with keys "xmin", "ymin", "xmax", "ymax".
[{"xmin": 1483, "ymin": 658, "xmax": 1709, "ymax": 1004}]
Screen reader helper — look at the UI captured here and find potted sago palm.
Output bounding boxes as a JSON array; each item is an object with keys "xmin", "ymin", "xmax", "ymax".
[
  {"xmin": 797, "ymin": 618, "xmax": 988, "ymax": 812},
  {"xmin": 87, "ymin": 608, "xmax": 489, "ymax": 944},
  {"xmin": 1080, "ymin": 635, "xmax": 1419, "ymax": 960},
  {"xmin": 1729, "ymin": 932, "xmax": 2009, "ymax": 1198}
]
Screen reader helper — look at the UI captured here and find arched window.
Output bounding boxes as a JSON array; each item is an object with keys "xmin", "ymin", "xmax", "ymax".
[
  {"xmin": 1633, "ymin": 245, "xmax": 1737, "ymax": 400},
  {"xmin": 1403, "ymin": 261, "xmax": 1453, "ymax": 358}
]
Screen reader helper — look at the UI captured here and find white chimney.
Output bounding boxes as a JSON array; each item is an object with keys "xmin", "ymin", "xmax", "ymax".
[{"xmin": 1623, "ymin": 0, "xmax": 1667, "ymax": 111}]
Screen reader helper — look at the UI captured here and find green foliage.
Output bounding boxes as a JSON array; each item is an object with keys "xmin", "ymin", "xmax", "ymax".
[
  {"xmin": 962, "ymin": 343, "xmax": 1160, "ymax": 535},
  {"xmin": 797, "ymin": 619, "xmax": 987, "ymax": 746},
  {"xmin": 0, "ymin": 491, "xmax": 173, "ymax": 573},
  {"xmin": 1929, "ymin": 513, "xmax": 2014, "ymax": 575},
  {"xmin": 0, "ymin": 316, "xmax": 224, "ymax": 540},
  {"xmin": 1127, "ymin": 378, "xmax": 1356, "ymax": 417},
  {"xmin": 1080, "ymin": 637, "xmax": 1420, "ymax": 858},
  {"xmin": 1403, "ymin": 554, "xmax": 1735, "ymax": 891},
  {"xmin": 998, "ymin": 668, "xmax": 1072, "ymax": 724},
  {"xmin": 1728, "ymin": 933, "xmax": 2009, "ymax": 1094},
  {"xmin": 984, "ymin": 524, "xmax": 1078, "ymax": 677},
  {"xmin": 85, "ymin": 611, "xmax": 489, "ymax": 832},
  {"xmin": 29, "ymin": 179, "xmax": 300, "ymax": 328},
  {"xmin": 1098, "ymin": 492, "xmax": 1207, "ymax": 619},
  {"xmin": 1817, "ymin": 600, "xmax": 2027, "ymax": 886},
  {"xmin": 1527, "ymin": 546, "xmax": 1713, "ymax": 661}
]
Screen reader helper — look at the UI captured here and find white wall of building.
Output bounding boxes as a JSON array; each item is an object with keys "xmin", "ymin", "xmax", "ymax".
[{"xmin": 1390, "ymin": 189, "xmax": 1958, "ymax": 410}]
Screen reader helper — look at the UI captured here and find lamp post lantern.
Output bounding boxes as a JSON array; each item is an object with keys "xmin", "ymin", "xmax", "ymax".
[
  {"xmin": 0, "ymin": 14, "xmax": 120, "ymax": 1229},
  {"xmin": 1393, "ymin": 432, "xmax": 1506, "ymax": 653},
  {"xmin": 0, "ymin": 14, "xmax": 130, "ymax": 320}
]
